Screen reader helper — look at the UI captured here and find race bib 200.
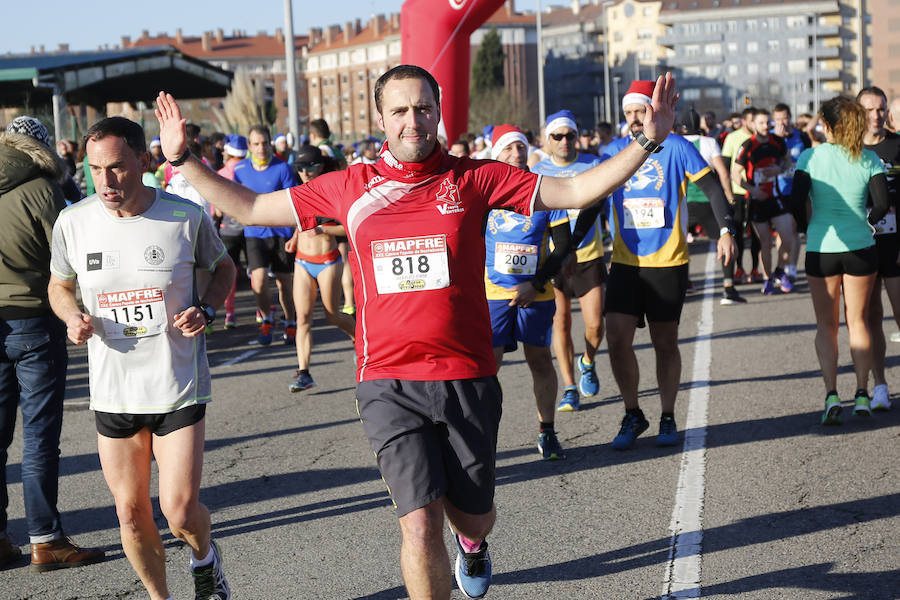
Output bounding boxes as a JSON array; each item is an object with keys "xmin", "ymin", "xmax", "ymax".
[{"xmin": 493, "ymin": 242, "xmax": 538, "ymax": 276}]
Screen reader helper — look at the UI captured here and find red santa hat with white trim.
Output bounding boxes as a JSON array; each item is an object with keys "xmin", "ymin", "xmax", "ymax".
[
  {"xmin": 490, "ymin": 124, "xmax": 529, "ymax": 160},
  {"xmin": 622, "ymin": 80, "xmax": 656, "ymax": 111}
]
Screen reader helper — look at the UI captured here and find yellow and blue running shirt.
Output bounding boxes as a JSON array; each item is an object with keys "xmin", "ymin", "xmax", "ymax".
[
  {"xmin": 484, "ymin": 209, "xmax": 560, "ymax": 302},
  {"xmin": 604, "ymin": 134, "xmax": 710, "ymax": 267},
  {"xmin": 532, "ymin": 153, "xmax": 605, "ymax": 263}
]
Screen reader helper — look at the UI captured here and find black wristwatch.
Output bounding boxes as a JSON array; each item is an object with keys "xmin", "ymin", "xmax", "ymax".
[
  {"xmin": 169, "ymin": 147, "xmax": 191, "ymax": 167},
  {"xmin": 196, "ymin": 303, "xmax": 216, "ymax": 325},
  {"xmin": 632, "ymin": 131, "xmax": 664, "ymax": 154}
]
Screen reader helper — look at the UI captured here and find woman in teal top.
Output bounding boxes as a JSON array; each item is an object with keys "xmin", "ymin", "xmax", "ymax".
[{"xmin": 791, "ymin": 96, "xmax": 889, "ymax": 425}]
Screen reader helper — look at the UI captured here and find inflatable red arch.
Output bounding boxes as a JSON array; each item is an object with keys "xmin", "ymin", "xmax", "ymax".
[{"xmin": 401, "ymin": 0, "xmax": 507, "ymax": 146}]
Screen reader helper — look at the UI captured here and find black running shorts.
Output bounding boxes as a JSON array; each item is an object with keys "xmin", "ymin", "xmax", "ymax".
[
  {"xmin": 552, "ymin": 256, "xmax": 608, "ymax": 298},
  {"xmin": 604, "ymin": 263, "xmax": 689, "ymax": 323},
  {"xmin": 805, "ymin": 247, "xmax": 877, "ymax": 278},
  {"xmin": 874, "ymin": 234, "xmax": 900, "ymax": 278},
  {"xmin": 355, "ymin": 377, "xmax": 502, "ymax": 517},
  {"xmin": 95, "ymin": 404, "xmax": 206, "ymax": 438},
  {"xmin": 245, "ymin": 235, "xmax": 294, "ymax": 274},
  {"xmin": 748, "ymin": 197, "xmax": 788, "ymax": 223}
]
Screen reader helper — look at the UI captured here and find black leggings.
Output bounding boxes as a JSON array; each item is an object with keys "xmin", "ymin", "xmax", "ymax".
[{"xmin": 732, "ymin": 195, "xmax": 760, "ymax": 271}]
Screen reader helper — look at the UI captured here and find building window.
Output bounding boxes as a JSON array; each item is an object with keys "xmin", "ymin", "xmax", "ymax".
[
  {"xmin": 727, "ymin": 42, "xmax": 738, "ymax": 53},
  {"xmin": 747, "ymin": 63, "xmax": 759, "ymax": 75},
  {"xmin": 767, "ymin": 40, "xmax": 779, "ymax": 52},
  {"xmin": 684, "ymin": 44, "xmax": 701, "ymax": 56},
  {"xmin": 788, "ymin": 37, "xmax": 807, "ymax": 50},
  {"xmin": 705, "ymin": 43, "xmax": 722, "ymax": 55},
  {"xmin": 728, "ymin": 64, "xmax": 738, "ymax": 76},
  {"xmin": 683, "ymin": 88, "xmax": 701, "ymax": 100},
  {"xmin": 786, "ymin": 16, "xmax": 805, "ymax": 28},
  {"xmin": 705, "ymin": 65, "xmax": 721, "ymax": 77},
  {"xmin": 727, "ymin": 20, "xmax": 738, "ymax": 33},
  {"xmin": 747, "ymin": 41, "xmax": 759, "ymax": 53},
  {"xmin": 769, "ymin": 63, "xmax": 781, "ymax": 73},
  {"xmin": 788, "ymin": 59, "xmax": 806, "ymax": 73}
]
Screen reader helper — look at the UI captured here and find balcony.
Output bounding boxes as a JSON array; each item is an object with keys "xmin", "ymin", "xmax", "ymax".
[{"xmin": 658, "ymin": 31, "xmax": 724, "ymax": 48}]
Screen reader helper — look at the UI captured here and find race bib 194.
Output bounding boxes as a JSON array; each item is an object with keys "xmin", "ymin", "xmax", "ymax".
[
  {"xmin": 96, "ymin": 287, "xmax": 167, "ymax": 339},
  {"xmin": 622, "ymin": 197, "xmax": 665, "ymax": 229},
  {"xmin": 371, "ymin": 235, "xmax": 450, "ymax": 294},
  {"xmin": 494, "ymin": 242, "xmax": 538, "ymax": 275}
]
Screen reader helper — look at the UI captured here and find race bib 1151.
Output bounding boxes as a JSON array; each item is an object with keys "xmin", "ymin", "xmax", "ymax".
[{"xmin": 96, "ymin": 287, "xmax": 167, "ymax": 339}]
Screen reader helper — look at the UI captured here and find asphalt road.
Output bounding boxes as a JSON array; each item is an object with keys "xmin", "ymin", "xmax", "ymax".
[{"xmin": 2, "ymin": 241, "xmax": 899, "ymax": 599}]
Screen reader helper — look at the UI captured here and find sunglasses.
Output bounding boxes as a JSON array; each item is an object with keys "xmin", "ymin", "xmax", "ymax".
[
  {"xmin": 549, "ymin": 132, "xmax": 576, "ymax": 141},
  {"xmin": 296, "ymin": 162, "xmax": 321, "ymax": 171}
]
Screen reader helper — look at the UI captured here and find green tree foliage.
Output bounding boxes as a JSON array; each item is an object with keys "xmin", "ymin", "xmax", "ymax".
[{"xmin": 472, "ymin": 28, "xmax": 505, "ymax": 93}]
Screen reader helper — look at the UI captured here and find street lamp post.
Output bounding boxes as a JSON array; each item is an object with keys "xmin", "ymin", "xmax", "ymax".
[
  {"xmin": 537, "ymin": 0, "xmax": 546, "ymax": 127},
  {"xmin": 603, "ymin": 0, "xmax": 614, "ymax": 123},
  {"xmin": 283, "ymin": 0, "xmax": 300, "ymax": 150},
  {"xmin": 612, "ymin": 74, "xmax": 621, "ymax": 125}
]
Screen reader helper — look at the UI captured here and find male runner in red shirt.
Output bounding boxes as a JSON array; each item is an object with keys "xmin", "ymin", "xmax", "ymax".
[{"xmin": 155, "ymin": 65, "xmax": 678, "ymax": 600}]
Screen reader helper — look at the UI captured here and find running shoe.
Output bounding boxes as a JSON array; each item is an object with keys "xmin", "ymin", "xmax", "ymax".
[
  {"xmin": 454, "ymin": 534, "xmax": 491, "ymax": 599},
  {"xmin": 288, "ymin": 371, "xmax": 316, "ymax": 393},
  {"xmin": 771, "ymin": 266, "xmax": 785, "ymax": 286},
  {"xmin": 255, "ymin": 310, "xmax": 263, "ymax": 324},
  {"xmin": 191, "ymin": 540, "xmax": 230, "ymax": 600},
  {"xmin": 223, "ymin": 313, "xmax": 236, "ymax": 330},
  {"xmin": 890, "ymin": 332, "xmax": 900, "ymax": 343},
  {"xmin": 656, "ymin": 416, "xmax": 679, "ymax": 446},
  {"xmin": 761, "ymin": 279, "xmax": 776, "ymax": 296},
  {"xmin": 204, "ymin": 325, "xmax": 213, "ymax": 336},
  {"xmin": 871, "ymin": 384, "xmax": 892, "ymax": 412},
  {"xmin": 557, "ymin": 385, "xmax": 580, "ymax": 412},
  {"xmin": 283, "ymin": 322, "xmax": 297, "ymax": 345},
  {"xmin": 537, "ymin": 430, "xmax": 566, "ymax": 460},
  {"xmin": 611, "ymin": 412, "xmax": 650, "ymax": 450},
  {"xmin": 578, "ymin": 356, "xmax": 599, "ymax": 397},
  {"xmin": 257, "ymin": 320, "xmax": 273, "ymax": 346},
  {"xmin": 854, "ymin": 390, "xmax": 872, "ymax": 417},
  {"xmin": 821, "ymin": 393, "xmax": 842, "ymax": 426},
  {"xmin": 779, "ymin": 275, "xmax": 794, "ymax": 293},
  {"xmin": 749, "ymin": 269, "xmax": 764, "ymax": 283},
  {"xmin": 734, "ymin": 267, "xmax": 746, "ymax": 282},
  {"xmin": 341, "ymin": 305, "xmax": 356, "ymax": 315},
  {"xmin": 720, "ymin": 286, "xmax": 747, "ymax": 305}
]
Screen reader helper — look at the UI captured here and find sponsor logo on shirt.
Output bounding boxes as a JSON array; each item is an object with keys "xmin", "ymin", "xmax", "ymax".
[
  {"xmin": 144, "ymin": 245, "xmax": 165, "ymax": 266},
  {"xmin": 625, "ymin": 160, "xmax": 665, "ymax": 193},
  {"xmin": 436, "ymin": 177, "xmax": 464, "ymax": 215},
  {"xmin": 365, "ymin": 175, "xmax": 387, "ymax": 191},
  {"xmin": 86, "ymin": 251, "xmax": 120, "ymax": 271}
]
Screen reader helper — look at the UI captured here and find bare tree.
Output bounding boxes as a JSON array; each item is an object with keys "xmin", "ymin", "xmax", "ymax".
[{"xmin": 213, "ymin": 67, "xmax": 268, "ymax": 134}]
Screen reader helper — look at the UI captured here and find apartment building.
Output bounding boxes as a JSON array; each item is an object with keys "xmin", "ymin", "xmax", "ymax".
[{"xmin": 129, "ymin": 28, "xmax": 309, "ymax": 134}]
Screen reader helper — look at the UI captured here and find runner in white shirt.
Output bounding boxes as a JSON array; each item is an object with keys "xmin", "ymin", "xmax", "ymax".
[{"xmin": 48, "ymin": 117, "xmax": 235, "ymax": 600}]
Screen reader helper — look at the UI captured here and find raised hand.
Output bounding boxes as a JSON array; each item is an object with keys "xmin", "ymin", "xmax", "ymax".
[
  {"xmin": 642, "ymin": 73, "xmax": 679, "ymax": 145},
  {"xmin": 154, "ymin": 91, "xmax": 188, "ymax": 163}
]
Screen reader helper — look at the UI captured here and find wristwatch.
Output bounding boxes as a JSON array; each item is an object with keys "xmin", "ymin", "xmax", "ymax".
[
  {"xmin": 632, "ymin": 131, "xmax": 664, "ymax": 154},
  {"xmin": 169, "ymin": 146, "xmax": 191, "ymax": 167},
  {"xmin": 196, "ymin": 303, "xmax": 216, "ymax": 325},
  {"xmin": 720, "ymin": 226, "xmax": 734, "ymax": 238}
]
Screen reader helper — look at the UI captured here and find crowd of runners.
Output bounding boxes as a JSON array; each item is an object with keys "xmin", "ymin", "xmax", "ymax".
[{"xmin": 0, "ymin": 63, "xmax": 897, "ymax": 600}]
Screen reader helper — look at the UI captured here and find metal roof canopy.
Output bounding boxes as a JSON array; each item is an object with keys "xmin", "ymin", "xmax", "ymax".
[{"xmin": 0, "ymin": 46, "xmax": 232, "ymax": 138}]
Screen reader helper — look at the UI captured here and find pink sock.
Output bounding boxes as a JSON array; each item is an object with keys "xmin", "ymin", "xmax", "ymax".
[{"xmin": 458, "ymin": 535, "xmax": 482, "ymax": 553}]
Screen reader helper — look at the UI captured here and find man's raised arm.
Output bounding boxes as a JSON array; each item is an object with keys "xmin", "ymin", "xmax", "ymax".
[
  {"xmin": 155, "ymin": 92, "xmax": 296, "ymax": 227},
  {"xmin": 535, "ymin": 73, "xmax": 678, "ymax": 212}
]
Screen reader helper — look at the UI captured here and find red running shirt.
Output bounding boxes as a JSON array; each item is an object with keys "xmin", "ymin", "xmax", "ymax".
[{"xmin": 288, "ymin": 145, "xmax": 541, "ymax": 382}]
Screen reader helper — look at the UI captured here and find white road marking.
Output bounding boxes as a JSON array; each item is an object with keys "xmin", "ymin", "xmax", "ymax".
[
  {"xmin": 661, "ymin": 244, "xmax": 716, "ymax": 599},
  {"xmin": 216, "ymin": 349, "xmax": 260, "ymax": 368}
]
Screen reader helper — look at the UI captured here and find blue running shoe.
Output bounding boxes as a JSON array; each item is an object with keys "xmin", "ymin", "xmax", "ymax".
[
  {"xmin": 611, "ymin": 412, "xmax": 650, "ymax": 450},
  {"xmin": 288, "ymin": 370, "xmax": 316, "ymax": 393},
  {"xmin": 578, "ymin": 355, "xmax": 599, "ymax": 397},
  {"xmin": 454, "ymin": 534, "xmax": 491, "ymax": 599},
  {"xmin": 537, "ymin": 430, "xmax": 566, "ymax": 460},
  {"xmin": 656, "ymin": 416, "xmax": 679, "ymax": 446},
  {"xmin": 771, "ymin": 266, "xmax": 785, "ymax": 286},
  {"xmin": 557, "ymin": 385, "xmax": 580, "ymax": 412},
  {"xmin": 780, "ymin": 276, "xmax": 794, "ymax": 293},
  {"xmin": 761, "ymin": 279, "xmax": 776, "ymax": 296},
  {"xmin": 257, "ymin": 320, "xmax": 273, "ymax": 345}
]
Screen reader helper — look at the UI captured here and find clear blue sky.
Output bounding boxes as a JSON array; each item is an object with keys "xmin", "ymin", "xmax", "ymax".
[{"xmin": 5, "ymin": 0, "xmax": 571, "ymax": 55}]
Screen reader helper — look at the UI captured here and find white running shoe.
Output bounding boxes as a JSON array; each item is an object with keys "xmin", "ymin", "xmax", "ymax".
[
  {"xmin": 871, "ymin": 384, "xmax": 892, "ymax": 411},
  {"xmin": 890, "ymin": 332, "xmax": 900, "ymax": 343}
]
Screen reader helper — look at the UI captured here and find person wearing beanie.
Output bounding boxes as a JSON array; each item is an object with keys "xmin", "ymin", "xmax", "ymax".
[
  {"xmin": 0, "ymin": 117, "xmax": 105, "ymax": 571},
  {"xmin": 154, "ymin": 67, "xmax": 680, "ymax": 600},
  {"xmin": 603, "ymin": 80, "xmax": 736, "ymax": 450},
  {"xmin": 485, "ymin": 124, "xmax": 574, "ymax": 460},
  {"xmin": 677, "ymin": 106, "xmax": 747, "ymax": 306},
  {"xmin": 216, "ymin": 133, "xmax": 250, "ymax": 329},
  {"xmin": 532, "ymin": 109, "xmax": 608, "ymax": 412}
]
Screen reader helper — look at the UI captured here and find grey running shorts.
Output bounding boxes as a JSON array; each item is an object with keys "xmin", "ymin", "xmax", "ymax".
[{"xmin": 355, "ymin": 377, "xmax": 502, "ymax": 517}]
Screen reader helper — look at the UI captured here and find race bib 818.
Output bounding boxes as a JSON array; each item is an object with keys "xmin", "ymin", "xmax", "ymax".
[{"xmin": 371, "ymin": 235, "xmax": 451, "ymax": 294}]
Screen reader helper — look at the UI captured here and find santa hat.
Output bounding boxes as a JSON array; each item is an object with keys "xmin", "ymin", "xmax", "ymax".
[
  {"xmin": 490, "ymin": 124, "xmax": 528, "ymax": 160},
  {"xmin": 223, "ymin": 134, "xmax": 248, "ymax": 157},
  {"xmin": 622, "ymin": 80, "xmax": 656, "ymax": 111},
  {"xmin": 545, "ymin": 109, "xmax": 578, "ymax": 140}
]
